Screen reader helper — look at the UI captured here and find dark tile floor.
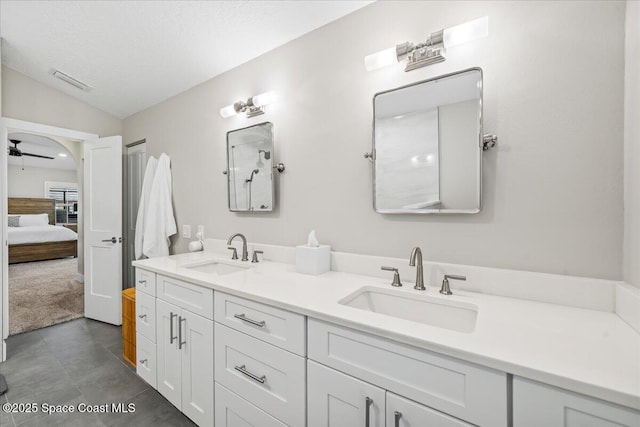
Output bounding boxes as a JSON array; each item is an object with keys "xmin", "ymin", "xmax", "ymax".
[{"xmin": 0, "ymin": 318, "xmax": 196, "ymax": 427}]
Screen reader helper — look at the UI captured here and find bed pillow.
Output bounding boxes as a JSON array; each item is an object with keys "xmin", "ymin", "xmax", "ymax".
[
  {"xmin": 18, "ymin": 213, "xmax": 49, "ymax": 227},
  {"xmin": 8, "ymin": 215, "xmax": 20, "ymax": 227}
]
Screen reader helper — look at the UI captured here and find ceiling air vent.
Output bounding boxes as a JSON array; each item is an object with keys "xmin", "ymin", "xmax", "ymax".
[{"xmin": 52, "ymin": 69, "xmax": 91, "ymax": 91}]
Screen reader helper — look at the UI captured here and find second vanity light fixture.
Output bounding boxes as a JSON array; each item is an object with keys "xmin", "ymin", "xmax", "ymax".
[
  {"xmin": 220, "ymin": 91, "xmax": 276, "ymax": 118},
  {"xmin": 365, "ymin": 16, "xmax": 489, "ymax": 72}
]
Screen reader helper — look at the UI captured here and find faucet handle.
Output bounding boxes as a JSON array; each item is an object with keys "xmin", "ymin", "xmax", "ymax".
[
  {"xmin": 228, "ymin": 246, "xmax": 238, "ymax": 260},
  {"xmin": 440, "ymin": 274, "xmax": 467, "ymax": 295},
  {"xmin": 381, "ymin": 266, "xmax": 403, "ymax": 287},
  {"xmin": 251, "ymin": 250, "xmax": 263, "ymax": 263}
]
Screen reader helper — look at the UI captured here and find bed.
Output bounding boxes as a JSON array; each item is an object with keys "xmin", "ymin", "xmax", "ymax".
[{"xmin": 8, "ymin": 198, "xmax": 78, "ymax": 264}]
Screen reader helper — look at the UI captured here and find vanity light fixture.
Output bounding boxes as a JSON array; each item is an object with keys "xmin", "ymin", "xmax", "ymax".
[
  {"xmin": 365, "ymin": 16, "xmax": 489, "ymax": 72},
  {"xmin": 219, "ymin": 91, "xmax": 276, "ymax": 118}
]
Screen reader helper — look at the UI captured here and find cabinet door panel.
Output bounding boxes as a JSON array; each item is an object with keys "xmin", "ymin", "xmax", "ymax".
[
  {"xmin": 135, "ymin": 289, "xmax": 156, "ymax": 342},
  {"xmin": 513, "ymin": 377, "xmax": 640, "ymax": 427},
  {"xmin": 308, "ymin": 360, "xmax": 384, "ymax": 427},
  {"xmin": 386, "ymin": 392, "xmax": 473, "ymax": 427},
  {"xmin": 215, "ymin": 383, "xmax": 288, "ymax": 427},
  {"xmin": 181, "ymin": 310, "xmax": 214, "ymax": 427},
  {"xmin": 156, "ymin": 299, "xmax": 182, "ymax": 409},
  {"xmin": 136, "ymin": 332, "xmax": 157, "ymax": 389},
  {"xmin": 157, "ymin": 274, "xmax": 213, "ymax": 319}
]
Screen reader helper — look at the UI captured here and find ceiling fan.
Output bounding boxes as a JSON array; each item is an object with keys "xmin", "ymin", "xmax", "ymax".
[{"xmin": 8, "ymin": 139, "xmax": 54, "ymax": 159}]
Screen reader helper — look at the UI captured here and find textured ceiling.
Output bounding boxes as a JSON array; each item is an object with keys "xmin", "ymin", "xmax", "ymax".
[{"xmin": 0, "ymin": 1, "xmax": 372, "ymax": 119}]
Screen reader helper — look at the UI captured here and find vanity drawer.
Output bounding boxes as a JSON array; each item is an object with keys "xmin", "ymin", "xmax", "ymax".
[
  {"xmin": 513, "ymin": 377, "xmax": 640, "ymax": 427},
  {"xmin": 156, "ymin": 274, "xmax": 213, "ymax": 320},
  {"xmin": 136, "ymin": 333, "xmax": 157, "ymax": 389},
  {"xmin": 214, "ymin": 292, "xmax": 306, "ymax": 356},
  {"xmin": 135, "ymin": 268, "xmax": 156, "ymax": 296},
  {"xmin": 215, "ymin": 383, "xmax": 288, "ymax": 427},
  {"xmin": 135, "ymin": 290, "xmax": 156, "ymax": 342},
  {"xmin": 214, "ymin": 323, "xmax": 306, "ymax": 426},
  {"xmin": 308, "ymin": 319, "xmax": 508, "ymax": 427}
]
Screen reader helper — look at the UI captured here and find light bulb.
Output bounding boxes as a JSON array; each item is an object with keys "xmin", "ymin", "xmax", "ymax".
[
  {"xmin": 364, "ymin": 46, "xmax": 398, "ymax": 71},
  {"xmin": 443, "ymin": 16, "xmax": 489, "ymax": 48},
  {"xmin": 220, "ymin": 104, "xmax": 237, "ymax": 118},
  {"xmin": 252, "ymin": 91, "xmax": 276, "ymax": 107}
]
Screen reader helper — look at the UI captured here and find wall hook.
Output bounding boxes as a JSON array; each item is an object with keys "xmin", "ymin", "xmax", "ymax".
[{"xmin": 483, "ymin": 134, "xmax": 498, "ymax": 151}]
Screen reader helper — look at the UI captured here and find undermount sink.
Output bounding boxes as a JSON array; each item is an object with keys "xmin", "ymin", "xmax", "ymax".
[
  {"xmin": 183, "ymin": 260, "xmax": 250, "ymax": 276},
  {"xmin": 339, "ymin": 286, "xmax": 478, "ymax": 333}
]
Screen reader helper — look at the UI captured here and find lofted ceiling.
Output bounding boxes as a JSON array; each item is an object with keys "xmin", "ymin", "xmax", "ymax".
[{"xmin": 0, "ymin": 1, "xmax": 372, "ymax": 119}]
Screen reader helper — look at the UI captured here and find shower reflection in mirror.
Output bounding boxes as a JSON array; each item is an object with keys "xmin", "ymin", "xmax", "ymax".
[{"xmin": 226, "ymin": 122, "xmax": 275, "ymax": 212}]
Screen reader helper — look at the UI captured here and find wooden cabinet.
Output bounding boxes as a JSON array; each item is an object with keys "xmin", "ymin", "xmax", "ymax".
[
  {"xmin": 156, "ymin": 298, "xmax": 214, "ymax": 427},
  {"xmin": 513, "ymin": 377, "xmax": 640, "ymax": 427},
  {"xmin": 121, "ymin": 288, "xmax": 136, "ymax": 367},
  {"xmin": 308, "ymin": 360, "xmax": 385, "ymax": 427}
]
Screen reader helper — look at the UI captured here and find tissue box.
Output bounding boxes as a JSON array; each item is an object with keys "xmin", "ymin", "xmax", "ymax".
[{"xmin": 296, "ymin": 245, "xmax": 331, "ymax": 275}]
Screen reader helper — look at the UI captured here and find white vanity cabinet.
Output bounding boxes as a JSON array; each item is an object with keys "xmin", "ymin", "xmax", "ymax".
[
  {"xmin": 135, "ymin": 268, "xmax": 158, "ymax": 388},
  {"xmin": 308, "ymin": 360, "xmax": 385, "ymax": 427},
  {"xmin": 214, "ymin": 291, "xmax": 307, "ymax": 427},
  {"xmin": 513, "ymin": 377, "xmax": 640, "ymax": 427},
  {"xmin": 156, "ymin": 275, "xmax": 214, "ymax": 427},
  {"xmin": 307, "ymin": 319, "xmax": 508, "ymax": 427}
]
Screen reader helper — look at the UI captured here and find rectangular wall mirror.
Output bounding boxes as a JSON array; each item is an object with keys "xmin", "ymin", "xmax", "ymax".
[
  {"xmin": 227, "ymin": 122, "xmax": 274, "ymax": 212},
  {"xmin": 372, "ymin": 68, "xmax": 483, "ymax": 214}
]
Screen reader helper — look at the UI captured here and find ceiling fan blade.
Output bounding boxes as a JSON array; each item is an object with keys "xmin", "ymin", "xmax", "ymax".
[{"xmin": 22, "ymin": 152, "xmax": 55, "ymax": 160}]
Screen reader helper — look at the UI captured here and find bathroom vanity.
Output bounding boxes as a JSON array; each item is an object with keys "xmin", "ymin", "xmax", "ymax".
[{"xmin": 132, "ymin": 247, "xmax": 640, "ymax": 427}]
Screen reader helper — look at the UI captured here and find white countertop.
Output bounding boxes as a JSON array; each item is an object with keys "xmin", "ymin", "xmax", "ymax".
[{"xmin": 133, "ymin": 251, "xmax": 640, "ymax": 409}]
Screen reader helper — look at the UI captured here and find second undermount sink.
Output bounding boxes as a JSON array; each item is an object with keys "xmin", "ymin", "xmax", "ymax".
[
  {"xmin": 339, "ymin": 286, "xmax": 478, "ymax": 333},
  {"xmin": 183, "ymin": 260, "xmax": 251, "ymax": 276}
]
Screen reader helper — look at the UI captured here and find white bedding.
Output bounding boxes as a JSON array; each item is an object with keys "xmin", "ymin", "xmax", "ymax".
[{"xmin": 8, "ymin": 225, "xmax": 77, "ymax": 245}]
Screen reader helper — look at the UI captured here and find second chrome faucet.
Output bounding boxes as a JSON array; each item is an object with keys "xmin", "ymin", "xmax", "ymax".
[{"xmin": 409, "ymin": 246, "xmax": 425, "ymax": 291}]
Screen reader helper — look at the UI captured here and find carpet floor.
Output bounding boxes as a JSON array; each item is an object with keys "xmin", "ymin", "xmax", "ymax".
[{"xmin": 8, "ymin": 258, "xmax": 83, "ymax": 335}]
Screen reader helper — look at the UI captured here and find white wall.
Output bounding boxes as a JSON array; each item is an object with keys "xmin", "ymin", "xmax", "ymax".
[
  {"xmin": 624, "ymin": 0, "xmax": 640, "ymax": 287},
  {"xmin": 124, "ymin": 1, "xmax": 625, "ymax": 280},
  {"xmin": 7, "ymin": 164, "xmax": 77, "ymax": 198}
]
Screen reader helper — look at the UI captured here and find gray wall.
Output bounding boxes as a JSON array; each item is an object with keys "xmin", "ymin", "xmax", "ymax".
[
  {"xmin": 624, "ymin": 0, "xmax": 640, "ymax": 287},
  {"xmin": 7, "ymin": 164, "xmax": 77, "ymax": 198},
  {"xmin": 124, "ymin": 1, "xmax": 625, "ymax": 280},
  {"xmin": 1, "ymin": 66, "xmax": 122, "ymax": 137}
]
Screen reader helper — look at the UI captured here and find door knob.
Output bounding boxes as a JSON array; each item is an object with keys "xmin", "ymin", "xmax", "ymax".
[{"xmin": 101, "ymin": 237, "xmax": 117, "ymax": 243}]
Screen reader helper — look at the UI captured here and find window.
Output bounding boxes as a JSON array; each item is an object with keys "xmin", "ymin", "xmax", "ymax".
[{"xmin": 44, "ymin": 181, "xmax": 78, "ymax": 224}]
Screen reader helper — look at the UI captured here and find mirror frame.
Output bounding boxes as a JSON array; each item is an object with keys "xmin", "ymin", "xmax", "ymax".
[
  {"xmin": 226, "ymin": 121, "xmax": 276, "ymax": 212},
  {"xmin": 372, "ymin": 67, "xmax": 484, "ymax": 214}
]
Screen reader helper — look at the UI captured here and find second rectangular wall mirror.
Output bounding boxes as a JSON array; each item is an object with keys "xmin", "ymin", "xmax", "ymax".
[
  {"xmin": 226, "ymin": 122, "xmax": 275, "ymax": 212},
  {"xmin": 371, "ymin": 68, "xmax": 486, "ymax": 214}
]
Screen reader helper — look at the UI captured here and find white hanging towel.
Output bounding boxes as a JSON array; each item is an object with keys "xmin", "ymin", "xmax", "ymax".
[
  {"xmin": 134, "ymin": 156, "xmax": 158, "ymax": 259},
  {"xmin": 142, "ymin": 153, "xmax": 177, "ymax": 258}
]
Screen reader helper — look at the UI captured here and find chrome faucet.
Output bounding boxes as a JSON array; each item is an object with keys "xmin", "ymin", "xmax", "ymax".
[
  {"xmin": 227, "ymin": 233, "xmax": 249, "ymax": 261},
  {"xmin": 409, "ymin": 247, "xmax": 425, "ymax": 291}
]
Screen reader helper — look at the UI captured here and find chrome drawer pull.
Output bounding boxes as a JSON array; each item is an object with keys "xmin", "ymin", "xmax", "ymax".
[
  {"xmin": 170, "ymin": 312, "xmax": 177, "ymax": 344},
  {"xmin": 365, "ymin": 397, "xmax": 373, "ymax": 427},
  {"xmin": 138, "ymin": 314, "xmax": 147, "ymax": 320},
  {"xmin": 139, "ymin": 359, "xmax": 147, "ymax": 365},
  {"xmin": 234, "ymin": 364, "xmax": 266, "ymax": 384},
  {"xmin": 233, "ymin": 313, "xmax": 266, "ymax": 328},
  {"xmin": 138, "ymin": 280, "xmax": 146, "ymax": 285},
  {"xmin": 394, "ymin": 411, "xmax": 402, "ymax": 427},
  {"xmin": 178, "ymin": 316, "xmax": 186, "ymax": 349}
]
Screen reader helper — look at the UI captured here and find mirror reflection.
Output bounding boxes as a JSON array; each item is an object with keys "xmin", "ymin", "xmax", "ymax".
[
  {"xmin": 227, "ymin": 122, "xmax": 274, "ymax": 212},
  {"xmin": 373, "ymin": 68, "xmax": 483, "ymax": 214}
]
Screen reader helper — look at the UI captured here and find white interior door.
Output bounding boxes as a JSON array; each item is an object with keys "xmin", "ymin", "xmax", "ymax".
[{"xmin": 84, "ymin": 135, "xmax": 123, "ymax": 325}]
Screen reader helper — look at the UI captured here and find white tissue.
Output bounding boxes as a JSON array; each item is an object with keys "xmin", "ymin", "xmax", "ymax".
[{"xmin": 307, "ymin": 230, "xmax": 319, "ymax": 247}]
